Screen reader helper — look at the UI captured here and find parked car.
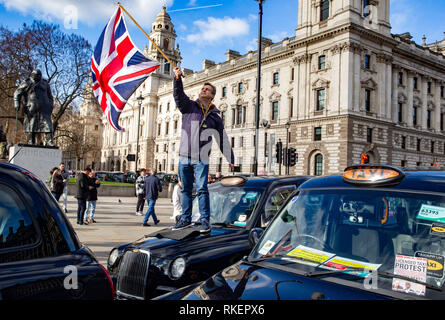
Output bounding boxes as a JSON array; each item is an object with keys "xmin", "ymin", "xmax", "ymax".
[
  {"xmin": 107, "ymin": 175, "xmax": 311, "ymax": 299},
  {"xmin": 158, "ymin": 165, "xmax": 445, "ymax": 300},
  {"xmin": 0, "ymin": 161, "xmax": 115, "ymax": 300}
]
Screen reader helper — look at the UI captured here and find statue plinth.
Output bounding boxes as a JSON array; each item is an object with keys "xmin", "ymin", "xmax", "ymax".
[{"xmin": 8, "ymin": 144, "xmax": 62, "ymax": 184}]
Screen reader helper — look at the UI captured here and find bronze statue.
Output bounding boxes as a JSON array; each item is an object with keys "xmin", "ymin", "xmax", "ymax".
[{"xmin": 14, "ymin": 69, "xmax": 55, "ymax": 146}]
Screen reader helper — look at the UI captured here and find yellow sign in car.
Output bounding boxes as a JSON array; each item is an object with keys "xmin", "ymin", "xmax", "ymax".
[{"xmin": 343, "ymin": 165, "xmax": 404, "ymax": 185}]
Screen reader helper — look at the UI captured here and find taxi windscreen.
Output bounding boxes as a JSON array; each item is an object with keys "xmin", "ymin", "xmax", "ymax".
[
  {"xmin": 192, "ymin": 186, "xmax": 263, "ymax": 227},
  {"xmin": 253, "ymin": 189, "xmax": 445, "ymax": 297}
]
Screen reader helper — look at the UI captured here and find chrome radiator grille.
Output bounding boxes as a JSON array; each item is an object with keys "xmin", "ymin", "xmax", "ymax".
[{"xmin": 116, "ymin": 249, "xmax": 150, "ymax": 299}]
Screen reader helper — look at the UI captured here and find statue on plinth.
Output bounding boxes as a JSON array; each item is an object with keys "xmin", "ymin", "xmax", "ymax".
[
  {"xmin": 0, "ymin": 125, "xmax": 7, "ymax": 160},
  {"xmin": 14, "ymin": 69, "xmax": 55, "ymax": 147}
]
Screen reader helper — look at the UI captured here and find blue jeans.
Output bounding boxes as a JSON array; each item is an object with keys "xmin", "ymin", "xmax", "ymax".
[
  {"xmin": 178, "ymin": 156, "xmax": 210, "ymax": 223},
  {"xmin": 84, "ymin": 200, "xmax": 97, "ymax": 220},
  {"xmin": 143, "ymin": 199, "xmax": 159, "ymax": 224}
]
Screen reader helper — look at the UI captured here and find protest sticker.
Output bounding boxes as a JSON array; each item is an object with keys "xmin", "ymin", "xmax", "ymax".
[
  {"xmin": 392, "ymin": 254, "xmax": 427, "ymax": 296},
  {"xmin": 415, "ymin": 251, "xmax": 444, "ymax": 278},
  {"xmin": 417, "ymin": 204, "xmax": 445, "ymax": 223},
  {"xmin": 258, "ymin": 240, "xmax": 276, "ymax": 255}
]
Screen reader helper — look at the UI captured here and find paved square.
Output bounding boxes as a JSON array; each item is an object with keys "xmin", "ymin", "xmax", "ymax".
[{"xmin": 63, "ymin": 196, "xmax": 174, "ymax": 266}]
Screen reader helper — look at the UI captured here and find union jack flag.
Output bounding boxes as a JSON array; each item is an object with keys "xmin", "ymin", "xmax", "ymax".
[{"xmin": 91, "ymin": 7, "xmax": 160, "ymax": 132}]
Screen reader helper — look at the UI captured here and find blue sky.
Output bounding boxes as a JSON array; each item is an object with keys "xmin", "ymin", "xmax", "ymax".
[{"xmin": 0, "ymin": 0, "xmax": 444, "ymax": 72}]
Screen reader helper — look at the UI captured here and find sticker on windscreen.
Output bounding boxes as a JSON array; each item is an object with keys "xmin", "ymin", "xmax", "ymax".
[
  {"xmin": 258, "ymin": 240, "xmax": 276, "ymax": 255},
  {"xmin": 417, "ymin": 204, "xmax": 445, "ymax": 223},
  {"xmin": 430, "ymin": 222, "xmax": 445, "ymax": 237},
  {"xmin": 415, "ymin": 251, "xmax": 444, "ymax": 278},
  {"xmin": 245, "ymin": 192, "xmax": 258, "ymax": 199},
  {"xmin": 392, "ymin": 254, "xmax": 427, "ymax": 296}
]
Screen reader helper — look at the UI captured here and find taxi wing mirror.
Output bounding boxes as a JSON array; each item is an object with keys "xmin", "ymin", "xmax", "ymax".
[{"xmin": 249, "ymin": 228, "xmax": 264, "ymax": 248}]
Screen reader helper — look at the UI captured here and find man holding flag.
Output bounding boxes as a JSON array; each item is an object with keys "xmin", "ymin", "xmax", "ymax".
[{"xmin": 172, "ymin": 67, "xmax": 234, "ymax": 233}]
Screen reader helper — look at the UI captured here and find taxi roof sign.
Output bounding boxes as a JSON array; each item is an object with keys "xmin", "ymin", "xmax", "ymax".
[
  {"xmin": 220, "ymin": 176, "xmax": 247, "ymax": 187},
  {"xmin": 343, "ymin": 165, "xmax": 405, "ymax": 186}
]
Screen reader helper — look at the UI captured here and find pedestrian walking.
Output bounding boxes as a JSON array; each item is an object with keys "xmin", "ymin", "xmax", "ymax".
[
  {"xmin": 171, "ymin": 178, "xmax": 182, "ymax": 223},
  {"xmin": 171, "ymin": 66, "xmax": 234, "ymax": 233},
  {"xmin": 135, "ymin": 168, "xmax": 147, "ymax": 216},
  {"xmin": 75, "ymin": 167, "xmax": 92, "ymax": 225},
  {"xmin": 50, "ymin": 168, "xmax": 64, "ymax": 201},
  {"xmin": 84, "ymin": 170, "xmax": 100, "ymax": 224},
  {"xmin": 59, "ymin": 162, "xmax": 70, "ymax": 213},
  {"xmin": 142, "ymin": 168, "xmax": 161, "ymax": 227}
]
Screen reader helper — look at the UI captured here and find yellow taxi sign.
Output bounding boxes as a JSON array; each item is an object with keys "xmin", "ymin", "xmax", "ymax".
[
  {"xmin": 343, "ymin": 165, "xmax": 404, "ymax": 185},
  {"xmin": 220, "ymin": 176, "xmax": 247, "ymax": 187}
]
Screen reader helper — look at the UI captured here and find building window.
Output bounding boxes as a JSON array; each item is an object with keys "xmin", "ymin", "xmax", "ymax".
[
  {"xmin": 363, "ymin": 0, "xmax": 370, "ymax": 17},
  {"xmin": 320, "ymin": 0, "xmax": 329, "ymax": 22},
  {"xmin": 428, "ymin": 82, "xmax": 432, "ymax": 94},
  {"xmin": 364, "ymin": 89, "xmax": 371, "ymax": 112},
  {"xmin": 441, "ymin": 86, "xmax": 444, "ymax": 98},
  {"xmin": 158, "ymin": 104, "xmax": 162, "ymax": 113},
  {"xmin": 231, "ymin": 137, "xmax": 235, "ymax": 148},
  {"xmin": 413, "ymin": 107, "xmax": 418, "ymax": 126},
  {"xmin": 290, "ymin": 98, "xmax": 294, "ymax": 117},
  {"xmin": 165, "ymin": 122, "xmax": 169, "ymax": 135},
  {"xmin": 273, "ymin": 72, "xmax": 279, "ymax": 85},
  {"xmin": 417, "ymin": 138, "xmax": 421, "ymax": 152},
  {"xmin": 398, "ymin": 103, "xmax": 403, "ymax": 123},
  {"xmin": 156, "ymin": 144, "xmax": 159, "ymax": 152},
  {"xmin": 314, "ymin": 127, "xmax": 322, "ymax": 141},
  {"xmin": 367, "ymin": 128, "xmax": 373, "ymax": 143},
  {"xmin": 164, "ymin": 62, "xmax": 170, "ymax": 74},
  {"xmin": 441, "ymin": 113, "xmax": 444, "ymax": 131},
  {"xmin": 318, "ymin": 55, "xmax": 326, "ymax": 70},
  {"xmin": 222, "ymin": 86, "xmax": 227, "ymax": 97},
  {"xmin": 431, "ymin": 141, "xmax": 435, "ymax": 153},
  {"xmin": 401, "ymin": 160, "xmax": 407, "ymax": 167},
  {"xmin": 166, "ymin": 102, "xmax": 170, "ymax": 112},
  {"xmin": 401, "ymin": 136, "xmax": 406, "ymax": 149},
  {"xmin": 272, "ymin": 101, "xmax": 279, "ymax": 120},
  {"xmin": 221, "ymin": 111, "xmax": 226, "ymax": 125},
  {"xmin": 314, "ymin": 154, "xmax": 323, "ymax": 176},
  {"xmin": 236, "ymin": 105, "xmax": 243, "ymax": 125},
  {"xmin": 238, "ymin": 82, "xmax": 243, "ymax": 94},
  {"xmin": 427, "ymin": 110, "xmax": 432, "ymax": 129},
  {"xmin": 157, "ymin": 124, "xmax": 161, "ymax": 136},
  {"xmin": 231, "ymin": 109, "xmax": 236, "ymax": 125},
  {"xmin": 174, "ymin": 120, "xmax": 178, "ymax": 133},
  {"xmin": 316, "ymin": 89, "xmax": 326, "ymax": 111},
  {"xmin": 240, "ymin": 136, "xmax": 244, "ymax": 148},
  {"xmin": 291, "ymin": 67, "xmax": 294, "ymax": 81},
  {"xmin": 398, "ymin": 72, "xmax": 403, "ymax": 85},
  {"xmin": 364, "ymin": 54, "xmax": 371, "ymax": 69},
  {"xmin": 413, "ymin": 77, "xmax": 418, "ymax": 90}
]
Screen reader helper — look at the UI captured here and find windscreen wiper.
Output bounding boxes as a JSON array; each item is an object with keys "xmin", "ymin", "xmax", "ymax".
[{"xmin": 307, "ymin": 267, "xmax": 442, "ymax": 292}]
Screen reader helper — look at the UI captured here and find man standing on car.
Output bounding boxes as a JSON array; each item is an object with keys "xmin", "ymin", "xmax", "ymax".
[
  {"xmin": 172, "ymin": 66, "xmax": 234, "ymax": 233},
  {"xmin": 142, "ymin": 168, "xmax": 161, "ymax": 227}
]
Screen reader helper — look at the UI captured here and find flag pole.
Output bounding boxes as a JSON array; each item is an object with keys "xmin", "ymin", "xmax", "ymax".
[{"xmin": 117, "ymin": 2, "xmax": 176, "ymax": 68}]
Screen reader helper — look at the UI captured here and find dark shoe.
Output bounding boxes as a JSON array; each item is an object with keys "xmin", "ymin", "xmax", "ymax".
[
  {"xmin": 200, "ymin": 220, "xmax": 211, "ymax": 233},
  {"xmin": 64, "ymin": 208, "xmax": 68, "ymax": 213},
  {"xmin": 91, "ymin": 219, "xmax": 97, "ymax": 223},
  {"xmin": 142, "ymin": 223, "xmax": 151, "ymax": 227},
  {"xmin": 154, "ymin": 220, "xmax": 160, "ymax": 225},
  {"xmin": 172, "ymin": 219, "xmax": 192, "ymax": 230},
  {"xmin": 83, "ymin": 220, "xmax": 89, "ymax": 225}
]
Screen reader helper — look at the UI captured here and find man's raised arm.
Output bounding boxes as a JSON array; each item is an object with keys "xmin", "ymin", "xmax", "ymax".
[{"xmin": 173, "ymin": 67, "xmax": 193, "ymax": 114}]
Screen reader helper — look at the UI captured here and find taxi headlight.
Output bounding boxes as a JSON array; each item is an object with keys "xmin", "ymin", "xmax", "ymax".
[
  {"xmin": 170, "ymin": 257, "xmax": 186, "ymax": 279},
  {"xmin": 108, "ymin": 248, "xmax": 119, "ymax": 267}
]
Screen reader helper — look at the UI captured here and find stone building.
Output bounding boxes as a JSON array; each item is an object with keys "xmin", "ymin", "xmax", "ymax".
[{"xmin": 98, "ymin": 1, "xmax": 445, "ymax": 176}]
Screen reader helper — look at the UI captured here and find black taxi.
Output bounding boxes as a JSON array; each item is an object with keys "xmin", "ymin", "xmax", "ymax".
[
  {"xmin": 107, "ymin": 175, "xmax": 311, "ymax": 299},
  {"xmin": 158, "ymin": 165, "xmax": 445, "ymax": 300},
  {"xmin": 0, "ymin": 161, "xmax": 115, "ymax": 300}
]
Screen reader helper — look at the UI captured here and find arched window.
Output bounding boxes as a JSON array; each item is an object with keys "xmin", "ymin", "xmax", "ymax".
[{"xmin": 314, "ymin": 154, "xmax": 323, "ymax": 176}]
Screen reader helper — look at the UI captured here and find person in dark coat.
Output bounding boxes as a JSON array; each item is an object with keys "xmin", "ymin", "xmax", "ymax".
[
  {"xmin": 84, "ymin": 170, "xmax": 100, "ymax": 224},
  {"xmin": 50, "ymin": 168, "xmax": 64, "ymax": 201},
  {"xmin": 142, "ymin": 168, "xmax": 162, "ymax": 227},
  {"xmin": 75, "ymin": 167, "xmax": 92, "ymax": 225}
]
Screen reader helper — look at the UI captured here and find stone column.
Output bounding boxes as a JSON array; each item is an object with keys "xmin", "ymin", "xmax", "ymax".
[
  {"xmin": 421, "ymin": 76, "xmax": 429, "ymax": 130},
  {"xmin": 330, "ymin": 44, "xmax": 342, "ymax": 115},
  {"xmin": 340, "ymin": 43, "xmax": 354, "ymax": 113},
  {"xmin": 435, "ymin": 80, "xmax": 442, "ymax": 132},
  {"xmin": 391, "ymin": 65, "xmax": 399, "ymax": 123},
  {"xmin": 406, "ymin": 70, "xmax": 415, "ymax": 127}
]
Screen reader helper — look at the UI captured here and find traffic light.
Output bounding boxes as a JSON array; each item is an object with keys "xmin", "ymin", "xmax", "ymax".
[
  {"xmin": 275, "ymin": 141, "xmax": 283, "ymax": 164},
  {"xmin": 283, "ymin": 147, "xmax": 288, "ymax": 166},
  {"xmin": 288, "ymin": 148, "xmax": 297, "ymax": 166}
]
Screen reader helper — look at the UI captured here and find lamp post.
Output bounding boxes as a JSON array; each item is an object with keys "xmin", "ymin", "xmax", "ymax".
[
  {"xmin": 254, "ymin": 0, "xmax": 265, "ymax": 176},
  {"xmin": 285, "ymin": 121, "xmax": 290, "ymax": 175},
  {"xmin": 135, "ymin": 94, "xmax": 143, "ymax": 172}
]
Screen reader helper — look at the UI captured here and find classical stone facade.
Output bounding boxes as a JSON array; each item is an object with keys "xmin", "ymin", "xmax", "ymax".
[{"xmin": 97, "ymin": 1, "xmax": 445, "ymax": 176}]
